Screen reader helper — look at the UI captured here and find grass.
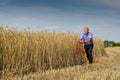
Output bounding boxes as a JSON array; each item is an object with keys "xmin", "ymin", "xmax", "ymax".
[
  {"xmin": 3, "ymin": 47, "xmax": 120, "ymax": 80},
  {"xmin": 0, "ymin": 26, "xmax": 107, "ymax": 79}
]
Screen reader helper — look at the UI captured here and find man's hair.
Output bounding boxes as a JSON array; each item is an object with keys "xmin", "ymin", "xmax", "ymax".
[{"xmin": 84, "ymin": 27, "xmax": 89, "ymax": 31}]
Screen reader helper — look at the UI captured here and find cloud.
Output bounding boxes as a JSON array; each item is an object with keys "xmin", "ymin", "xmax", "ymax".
[
  {"xmin": 91, "ymin": 0, "xmax": 120, "ymax": 9},
  {"xmin": 0, "ymin": 5, "xmax": 58, "ymax": 14},
  {"xmin": 0, "ymin": 4, "xmax": 62, "ymax": 25},
  {"xmin": 0, "ymin": 0, "xmax": 8, "ymax": 2},
  {"xmin": 0, "ymin": 0, "xmax": 13, "ymax": 5}
]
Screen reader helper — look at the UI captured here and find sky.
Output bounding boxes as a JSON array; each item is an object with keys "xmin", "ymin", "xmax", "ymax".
[{"xmin": 0, "ymin": 0, "xmax": 120, "ymax": 42}]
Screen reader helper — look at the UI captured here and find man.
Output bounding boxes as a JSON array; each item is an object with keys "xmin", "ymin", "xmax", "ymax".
[{"xmin": 80, "ymin": 27, "xmax": 94, "ymax": 64}]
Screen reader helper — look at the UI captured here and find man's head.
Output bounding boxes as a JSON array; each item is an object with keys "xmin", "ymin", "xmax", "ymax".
[{"xmin": 84, "ymin": 27, "xmax": 89, "ymax": 34}]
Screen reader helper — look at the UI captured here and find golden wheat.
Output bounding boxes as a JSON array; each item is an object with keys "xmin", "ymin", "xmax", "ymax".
[{"xmin": 0, "ymin": 26, "xmax": 106, "ymax": 78}]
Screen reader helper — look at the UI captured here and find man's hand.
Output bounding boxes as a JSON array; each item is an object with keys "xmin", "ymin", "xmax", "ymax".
[
  {"xmin": 86, "ymin": 38, "xmax": 92, "ymax": 43},
  {"xmin": 79, "ymin": 39, "xmax": 83, "ymax": 43}
]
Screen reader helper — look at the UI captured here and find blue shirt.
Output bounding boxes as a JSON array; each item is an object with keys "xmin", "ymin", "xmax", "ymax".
[{"xmin": 80, "ymin": 32, "xmax": 93, "ymax": 45}]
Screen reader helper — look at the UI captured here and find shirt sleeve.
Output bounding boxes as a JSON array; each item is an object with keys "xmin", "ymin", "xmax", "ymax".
[
  {"xmin": 80, "ymin": 33, "xmax": 84, "ymax": 39},
  {"xmin": 88, "ymin": 33, "xmax": 93, "ymax": 38}
]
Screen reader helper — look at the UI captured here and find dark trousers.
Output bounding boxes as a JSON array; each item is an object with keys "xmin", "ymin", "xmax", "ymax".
[{"xmin": 84, "ymin": 44, "xmax": 93, "ymax": 64}]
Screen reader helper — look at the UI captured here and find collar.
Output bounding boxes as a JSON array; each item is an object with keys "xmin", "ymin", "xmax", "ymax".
[{"xmin": 84, "ymin": 32, "xmax": 89, "ymax": 35}]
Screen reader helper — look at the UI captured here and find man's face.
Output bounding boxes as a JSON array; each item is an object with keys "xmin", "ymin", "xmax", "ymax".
[{"xmin": 84, "ymin": 28, "xmax": 89, "ymax": 34}]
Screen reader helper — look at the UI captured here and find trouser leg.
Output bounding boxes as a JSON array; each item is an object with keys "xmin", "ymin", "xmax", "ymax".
[
  {"xmin": 85, "ymin": 44, "xmax": 93, "ymax": 64},
  {"xmin": 89, "ymin": 45, "xmax": 93, "ymax": 63},
  {"xmin": 85, "ymin": 47, "xmax": 89, "ymax": 60}
]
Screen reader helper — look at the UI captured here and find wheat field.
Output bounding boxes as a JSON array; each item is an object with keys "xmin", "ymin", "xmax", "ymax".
[
  {"xmin": 0, "ymin": 26, "xmax": 107, "ymax": 79},
  {"xmin": 8, "ymin": 47, "xmax": 120, "ymax": 80},
  {"xmin": 3, "ymin": 47, "xmax": 120, "ymax": 80}
]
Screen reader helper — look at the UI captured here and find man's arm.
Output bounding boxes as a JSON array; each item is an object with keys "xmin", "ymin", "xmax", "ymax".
[
  {"xmin": 86, "ymin": 33, "xmax": 93, "ymax": 43},
  {"xmin": 87, "ymin": 38, "xmax": 92, "ymax": 42},
  {"xmin": 79, "ymin": 33, "xmax": 84, "ymax": 43}
]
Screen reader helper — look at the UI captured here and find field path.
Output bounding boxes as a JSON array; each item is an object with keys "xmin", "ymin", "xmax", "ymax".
[{"xmin": 2, "ymin": 47, "xmax": 120, "ymax": 80}]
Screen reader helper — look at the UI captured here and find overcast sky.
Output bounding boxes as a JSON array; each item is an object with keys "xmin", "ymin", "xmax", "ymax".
[{"xmin": 0, "ymin": 0, "xmax": 120, "ymax": 42}]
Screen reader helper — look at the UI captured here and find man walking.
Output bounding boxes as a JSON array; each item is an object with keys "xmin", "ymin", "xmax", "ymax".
[{"xmin": 80, "ymin": 27, "xmax": 94, "ymax": 64}]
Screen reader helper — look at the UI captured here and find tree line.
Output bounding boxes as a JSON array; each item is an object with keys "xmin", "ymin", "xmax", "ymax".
[{"xmin": 104, "ymin": 40, "xmax": 120, "ymax": 47}]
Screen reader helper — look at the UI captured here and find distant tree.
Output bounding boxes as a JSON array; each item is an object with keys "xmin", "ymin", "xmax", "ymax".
[{"xmin": 104, "ymin": 40, "xmax": 120, "ymax": 47}]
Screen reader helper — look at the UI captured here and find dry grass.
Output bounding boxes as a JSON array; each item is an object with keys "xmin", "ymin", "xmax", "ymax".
[
  {"xmin": 3, "ymin": 47, "xmax": 120, "ymax": 80},
  {"xmin": 0, "ymin": 26, "xmax": 106, "ymax": 79}
]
